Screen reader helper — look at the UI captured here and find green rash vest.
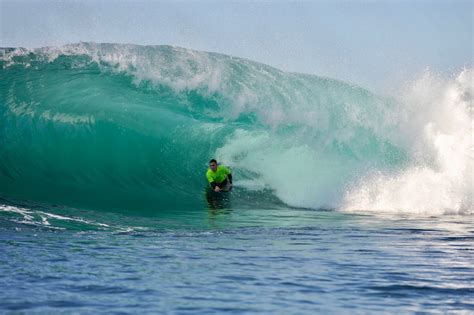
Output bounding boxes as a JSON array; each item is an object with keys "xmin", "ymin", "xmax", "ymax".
[{"xmin": 206, "ymin": 165, "xmax": 231, "ymax": 184}]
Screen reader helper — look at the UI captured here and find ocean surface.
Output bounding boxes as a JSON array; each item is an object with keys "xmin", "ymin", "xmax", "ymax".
[{"xmin": 1, "ymin": 42, "xmax": 472, "ymax": 313}]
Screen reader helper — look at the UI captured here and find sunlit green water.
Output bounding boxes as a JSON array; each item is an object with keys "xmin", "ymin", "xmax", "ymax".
[{"xmin": 0, "ymin": 43, "xmax": 407, "ymax": 213}]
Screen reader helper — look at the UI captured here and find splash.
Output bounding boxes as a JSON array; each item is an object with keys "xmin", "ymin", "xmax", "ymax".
[{"xmin": 342, "ymin": 70, "xmax": 473, "ymax": 215}]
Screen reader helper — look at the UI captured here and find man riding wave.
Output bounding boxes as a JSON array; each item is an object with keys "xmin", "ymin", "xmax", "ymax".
[{"xmin": 206, "ymin": 159, "xmax": 233, "ymax": 192}]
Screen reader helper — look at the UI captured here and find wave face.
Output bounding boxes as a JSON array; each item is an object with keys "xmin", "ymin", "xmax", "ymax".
[{"xmin": 0, "ymin": 43, "xmax": 472, "ymax": 214}]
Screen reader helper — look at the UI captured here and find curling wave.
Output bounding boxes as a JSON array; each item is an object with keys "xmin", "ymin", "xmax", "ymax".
[{"xmin": 0, "ymin": 42, "xmax": 471, "ymax": 215}]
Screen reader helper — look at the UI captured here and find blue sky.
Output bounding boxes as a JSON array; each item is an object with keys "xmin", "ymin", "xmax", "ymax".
[{"xmin": 1, "ymin": 0, "xmax": 472, "ymax": 93}]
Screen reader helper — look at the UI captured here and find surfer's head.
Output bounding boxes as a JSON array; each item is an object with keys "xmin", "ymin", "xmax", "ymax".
[{"xmin": 209, "ymin": 159, "xmax": 218, "ymax": 172}]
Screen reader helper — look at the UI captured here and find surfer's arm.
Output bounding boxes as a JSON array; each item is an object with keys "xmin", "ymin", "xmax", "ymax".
[
  {"xmin": 222, "ymin": 166, "xmax": 232, "ymax": 184},
  {"xmin": 206, "ymin": 171, "xmax": 215, "ymax": 188}
]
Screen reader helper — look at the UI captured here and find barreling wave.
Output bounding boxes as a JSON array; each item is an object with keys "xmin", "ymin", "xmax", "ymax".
[{"xmin": 0, "ymin": 42, "xmax": 472, "ymax": 215}]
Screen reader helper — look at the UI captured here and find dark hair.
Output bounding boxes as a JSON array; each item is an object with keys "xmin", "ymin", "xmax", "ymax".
[{"xmin": 209, "ymin": 159, "xmax": 217, "ymax": 164}]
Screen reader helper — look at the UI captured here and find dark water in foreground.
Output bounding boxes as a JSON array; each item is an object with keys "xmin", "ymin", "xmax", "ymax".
[{"xmin": 1, "ymin": 199, "xmax": 473, "ymax": 314}]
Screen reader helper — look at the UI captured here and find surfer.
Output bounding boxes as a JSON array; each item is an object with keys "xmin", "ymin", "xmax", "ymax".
[{"xmin": 206, "ymin": 159, "xmax": 233, "ymax": 192}]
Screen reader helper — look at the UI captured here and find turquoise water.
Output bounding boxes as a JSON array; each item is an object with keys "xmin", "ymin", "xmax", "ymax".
[{"xmin": 1, "ymin": 43, "xmax": 472, "ymax": 313}]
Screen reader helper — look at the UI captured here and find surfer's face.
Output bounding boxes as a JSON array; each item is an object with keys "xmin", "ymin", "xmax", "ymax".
[{"xmin": 210, "ymin": 162, "xmax": 217, "ymax": 172}]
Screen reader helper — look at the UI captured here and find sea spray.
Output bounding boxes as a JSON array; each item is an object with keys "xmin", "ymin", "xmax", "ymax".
[{"xmin": 342, "ymin": 70, "xmax": 473, "ymax": 215}]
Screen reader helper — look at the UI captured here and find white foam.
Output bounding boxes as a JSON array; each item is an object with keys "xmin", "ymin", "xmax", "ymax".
[
  {"xmin": 216, "ymin": 129, "xmax": 355, "ymax": 209},
  {"xmin": 342, "ymin": 69, "xmax": 473, "ymax": 215},
  {"xmin": 0, "ymin": 204, "xmax": 110, "ymax": 228},
  {"xmin": 216, "ymin": 69, "xmax": 473, "ymax": 215}
]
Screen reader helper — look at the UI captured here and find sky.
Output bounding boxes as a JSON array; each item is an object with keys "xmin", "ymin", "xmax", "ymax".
[{"xmin": 1, "ymin": 0, "xmax": 472, "ymax": 93}]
